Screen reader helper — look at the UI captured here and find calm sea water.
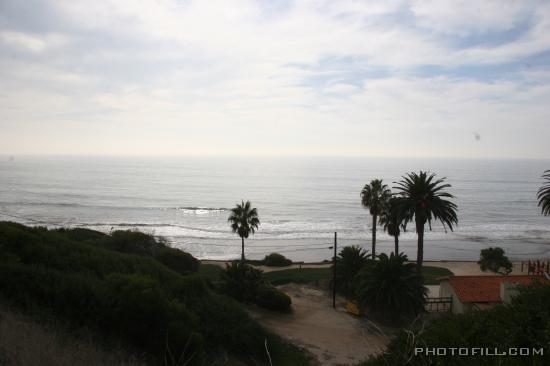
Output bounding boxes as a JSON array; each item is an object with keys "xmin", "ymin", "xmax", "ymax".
[{"xmin": 1, "ymin": 156, "xmax": 549, "ymax": 261}]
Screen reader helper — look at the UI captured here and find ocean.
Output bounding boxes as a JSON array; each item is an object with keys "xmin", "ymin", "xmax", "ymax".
[{"xmin": 1, "ymin": 156, "xmax": 549, "ymax": 261}]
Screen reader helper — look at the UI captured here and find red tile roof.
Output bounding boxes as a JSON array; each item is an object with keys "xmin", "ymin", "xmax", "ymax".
[{"xmin": 441, "ymin": 275, "xmax": 548, "ymax": 303}]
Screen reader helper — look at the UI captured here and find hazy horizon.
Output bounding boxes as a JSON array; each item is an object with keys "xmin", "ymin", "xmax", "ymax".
[{"xmin": 1, "ymin": 1, "xmax": 550, "ymax": 159}]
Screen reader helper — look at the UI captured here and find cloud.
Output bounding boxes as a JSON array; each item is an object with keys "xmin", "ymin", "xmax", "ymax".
[
  {"xmin": 0, "ymin": 0, "xmax": 549, "ymax": 158},
  {"xmin": 0, "ymin": 31, "xmax": 67, "ymax": 52}
]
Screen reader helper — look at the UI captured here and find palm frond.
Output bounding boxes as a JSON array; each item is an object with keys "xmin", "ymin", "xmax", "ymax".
[
  {"xmin": 538, "ymin": 170, "xmax": 550, "ymax": 216},
  {"xmin": 227, "ymin": 200, "xmax": 260, "ymax": 238}
]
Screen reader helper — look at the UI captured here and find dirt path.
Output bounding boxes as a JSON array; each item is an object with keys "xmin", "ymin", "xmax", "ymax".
[{"xmin": 248, "ymin": 284, "xmax": 390, "ymax": 366}]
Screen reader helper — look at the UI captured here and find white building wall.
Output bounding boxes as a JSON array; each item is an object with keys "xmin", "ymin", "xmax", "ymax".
[{"xmin": 440, "ymin": 281, "xmax": 465, "ymax": 314}]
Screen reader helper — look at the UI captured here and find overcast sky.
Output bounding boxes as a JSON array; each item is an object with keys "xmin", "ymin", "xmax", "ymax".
[{"xmin": 1, "ymin": 0, "xmax": 549, "ymax": 158}]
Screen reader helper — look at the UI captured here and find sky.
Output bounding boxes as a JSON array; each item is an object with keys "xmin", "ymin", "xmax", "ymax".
[{"xmin": 1, "ymin": 0, "xmax": 550, "ymax": 158}]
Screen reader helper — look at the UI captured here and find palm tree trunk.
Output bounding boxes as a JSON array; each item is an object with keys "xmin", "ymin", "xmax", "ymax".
[
  {"xmin": 416, "ymin": 220, "xmax": 424, "ymax": 275},
  {"xmin": 372, "ymin": 214, "xmax": 377, "ymax": 259},
  {"xmin": 394, "ymin": 235, "xmax": 399, "ymax": 255},
  {"xmin": 241, "ymin": 237, "xmax": 245, "ymax": 263}
]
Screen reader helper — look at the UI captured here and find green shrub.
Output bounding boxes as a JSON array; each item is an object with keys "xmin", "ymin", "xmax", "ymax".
[
  {"xmin": 155, "ymin": 247, "xmax": 199, "ymax": 275},
  {"xmin": 102, "ymin": 273, "xmax": 202, "ymax": 357},
  {"xmin": 104, "ymin": 230, "xmax": 161, "ymax": 257},
  {"xmin": 255, "ymin": 285, "xmax": 291, "ymax": 312},
  {"xmin": 263, "ymin": 253, "xmax": 292, "ymax": 267},
  {"xmin": 219, "ymin": 261, "xmax": 264, "ymax": 303}
]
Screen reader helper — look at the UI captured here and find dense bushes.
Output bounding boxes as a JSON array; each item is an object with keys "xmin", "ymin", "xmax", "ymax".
[
  {"xmin": 220, "ymin": 261, "xmax": 292, "ymax": 312},
  {"xmin": 220, "ymin": 261, "xmax": 264, "ymax": 303},
  {"xmin": 263, "ymin": 252, "xmax": 292, "ymax": 267},
  {"xmin": 55, "ymin": 227, "xmax": 200, "ymax": 275},
  {"xmin": 255, "ymin": 284, "xmax": 292, "ymax": 312},
  {"xmin": 0, "ymin": 222, "xmax": 306, "ymax": 365},
  {"xmin": 361, "ymin": 282, "xmax": 550, "ymax": 366},
  {"xmin": 155, "ymin": 247, "xmax": 199, "ymax": 275}
]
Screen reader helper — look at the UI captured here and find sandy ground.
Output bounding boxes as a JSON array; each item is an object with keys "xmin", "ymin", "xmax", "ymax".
[{"xmin": 248, "ymin": 283, "xmax": 391, "ymax": 366}]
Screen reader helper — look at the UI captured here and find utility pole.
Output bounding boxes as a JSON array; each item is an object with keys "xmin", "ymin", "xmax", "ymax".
[{"xmin": 333, "ymin": 231, "xmax": 337, "ymax": 309}]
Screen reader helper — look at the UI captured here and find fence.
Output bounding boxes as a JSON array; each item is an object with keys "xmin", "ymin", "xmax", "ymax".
[{"xmin": 425, "ymin": 296, "xmax": 452, "ymax": 313}]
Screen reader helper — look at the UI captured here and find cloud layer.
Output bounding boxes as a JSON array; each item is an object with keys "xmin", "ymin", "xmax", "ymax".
[{"xmin": 1, "ymin": 0, "xmax": 549, "ymax": 158}]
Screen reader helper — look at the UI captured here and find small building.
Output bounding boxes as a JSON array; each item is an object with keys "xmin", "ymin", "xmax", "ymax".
[{"xmin": 439, "ymin": 275, "xmax": 548, "ymax": 314}]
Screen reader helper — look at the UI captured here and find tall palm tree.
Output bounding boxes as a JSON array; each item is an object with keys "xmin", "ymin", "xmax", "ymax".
[
  {"xmin": 228, "ymin": 200, "xmax": 260, "ymax": 263},
  {"xmin": 393, "ymin": 171, "xmax": 458, "ymax": 275},
  {"xmin": 379, "ymin": 197, "xmax": 404, "ymax": 255},
  {"xmin": 538, "ymin": 170, "xmax": 550, "ymax": 216},
  {"xmin": 360, "ymin": 179, "xmax": 391, "ymax": 258}
]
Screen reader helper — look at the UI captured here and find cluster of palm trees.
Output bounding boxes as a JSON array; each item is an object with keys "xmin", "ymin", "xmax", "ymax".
[
  {"xmin": 361, "ymin": 171, "xmax": 459, "ymax": 275},
  {"xmin": 227, "ymin": 168, "xmax": 550, "ymax": 274}
]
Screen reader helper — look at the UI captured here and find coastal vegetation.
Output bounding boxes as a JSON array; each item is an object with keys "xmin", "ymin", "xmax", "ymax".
[
  {"xmin": 356, "ymin": 253, "xmax": 427, "ymax": 324},
  {"xmin": 393, "ymin": 171, "xmax": 458, "ymax": 275},
  {"xmin": 228, "ymin": 200, "xmax": 260, "ymax": 262},
  {"xmin": 538, "ymin": 170, "xmax": 550, "ymax": 216},
  {"xmin": 219, "ymin": 261, "xmax": 292, "ymax": 312},
  {"xmin": 333, "ymin": 245, "xmax": 370, "ymax": 298},
  {"xmin": 378, "ymin": 197, "xmax": 405, "ymax": 255},
  {"xmin": 361, "ymin": 179, "xmax": 391, "ymax": 258},
  {"xmin": 0, "ymin": 222, "xmax": 309, "ymax": 365},
  {"xmin": 263, "ymin": 252, "xmax": 292, "ymax": 267},
  {"xmin": 361, "ymin": 282, "xmax": 550, "ymax": 366},
  {"xmin": 478, "ymin": 247, "xmax": 513, "ymax": 275}
]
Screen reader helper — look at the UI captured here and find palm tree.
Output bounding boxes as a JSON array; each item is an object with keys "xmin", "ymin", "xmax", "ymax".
[
  {"xmin": 333, "ymin": 245, "xmax": 370, "ymax": 298},
  {"xmin": 393, "ymin": 171, "xmax": 458, "ymax": 275},
  {"xmin": 538, "ymin": 170, "xmax": 550, "ymax": 216},
  {"xmin": 379, "ymin": 197, "xmax": 404, "ymax": 255},
  {"xmin": 228, "ymin": 200, "xmax": 260, "ymax": 263},
  {"xmin": 356, "ymin": 253, "xmax": 426, "ymax": 324},
  {"xmin": 360, "ymin": 179, "xmax": 391, "ymax": 258}
]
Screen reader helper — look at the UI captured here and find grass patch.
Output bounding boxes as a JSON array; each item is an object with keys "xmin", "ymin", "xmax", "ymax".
[
  {"xmin": 263, "ymin": 268, "xmax": 330, "ymax": 286},
  {"xmin": 422, "ymin": 266, "xmax": 453, "ymax": 285}
]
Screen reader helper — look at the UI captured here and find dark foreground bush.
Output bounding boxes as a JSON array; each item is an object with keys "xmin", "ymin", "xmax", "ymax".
[
  {"xmin": 219, "ymin": 261, "xmax": 292, "ymax": 312},
  {"xmin": 155, "ymin": 247, "xmax": 199, "ymax": 275},
  {"xmin": 0, "ymin": 222, "xmax": 306, "ymax": 365},
  {"xmin": 255, "ymin": 285, "xmax": 292, "ymax": 312},
  {"xmin": 263, "ymin": 253, "xmax": 292, "ymax": 267},
  {"xmin": 220, "ymin": 261, "xmax": 264, "ymax": 303},
  {"xmin": 56, "ymin": 227, "xmax": 200, "ymax": 275}
]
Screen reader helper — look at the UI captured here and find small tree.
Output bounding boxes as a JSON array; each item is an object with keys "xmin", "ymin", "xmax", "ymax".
[
  {"xmin": 478, "ymin": 247, "xmax": 513, "ymax": 275},
  {"xmin": 333, "ymin": 245, "xmax": 370, "ymax": 298}
]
